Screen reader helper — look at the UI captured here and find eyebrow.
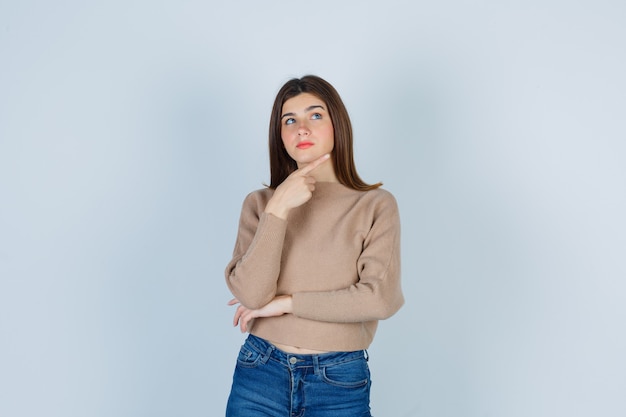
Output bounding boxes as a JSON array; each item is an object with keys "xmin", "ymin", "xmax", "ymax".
[{"xmin": 281, "ymin": 105, "xmax": 326, "ymax": 119}]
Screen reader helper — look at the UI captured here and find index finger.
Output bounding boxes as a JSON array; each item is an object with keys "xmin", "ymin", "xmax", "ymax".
[{"xmin": 298, "ymin": 153, "xmax": 330, "ymax": 175}]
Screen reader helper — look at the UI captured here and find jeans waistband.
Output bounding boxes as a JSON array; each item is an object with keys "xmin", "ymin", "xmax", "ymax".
[{"xmin": 245, "ymin": 334, "xmax": 367, "ymax": 367}]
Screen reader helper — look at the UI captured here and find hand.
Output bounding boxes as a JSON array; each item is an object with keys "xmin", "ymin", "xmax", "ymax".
[
  {"xmin": 265, "ymin": 153, "xmax": 330, "ymax": 219},
  {"xmin": 228, "ymin": 295, "xmax": 293, "ymax": 333}
]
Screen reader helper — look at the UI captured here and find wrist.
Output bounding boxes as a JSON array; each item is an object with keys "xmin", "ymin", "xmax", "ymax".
[{"xmin": 265, "ymin": 201, "xmax": 289, "ymax": 220}]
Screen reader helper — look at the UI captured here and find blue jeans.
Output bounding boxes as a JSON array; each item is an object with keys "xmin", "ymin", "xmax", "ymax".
[{"xmin": 226, "ymin": 334, "xmax": 372, "ymax": 417}]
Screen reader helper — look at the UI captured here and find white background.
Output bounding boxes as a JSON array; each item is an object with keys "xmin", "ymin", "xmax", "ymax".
[{"xmin": 1, "ymin": 1, "xmax": 625, "ymax": 416}]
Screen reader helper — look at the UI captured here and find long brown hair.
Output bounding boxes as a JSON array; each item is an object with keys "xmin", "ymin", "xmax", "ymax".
[{"xmin": 268, "ymin": 75, "xmax": 381, "ymax": 191}]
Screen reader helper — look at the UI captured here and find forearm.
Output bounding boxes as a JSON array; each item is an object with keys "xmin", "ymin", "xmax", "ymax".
[
  {"xmin": 292, "ymin": 279, "xmax": 404, "ymax": 323},
  {"xmin": 231, "ymin": 295, "xmax": 293, "ymax": 333},
  {"xmin": 225, "ymin": 212, "xmax": 287, "ymax": 309}
]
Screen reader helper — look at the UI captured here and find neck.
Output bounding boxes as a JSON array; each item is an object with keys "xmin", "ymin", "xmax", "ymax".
[{"xmin": 300, "ymin": 162, "xmax": 337, "ymax": 183}]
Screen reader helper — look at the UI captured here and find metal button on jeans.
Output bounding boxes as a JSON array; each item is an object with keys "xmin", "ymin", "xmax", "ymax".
[{"xmin": 289, "ymin": 357, "xmax": 297, "ymax": 365}]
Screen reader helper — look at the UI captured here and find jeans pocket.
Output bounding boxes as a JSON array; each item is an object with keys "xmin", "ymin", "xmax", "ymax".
[
  {"xmin": 321, "ymin": 358, "xmax": 370, "ymax": 388},
  {"xmin": 236, "ymin": 344, "xmax": 262, "ymax": 368}
]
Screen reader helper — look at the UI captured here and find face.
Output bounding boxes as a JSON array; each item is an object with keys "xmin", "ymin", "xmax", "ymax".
[{"xmin": 280, "ymin": 93, "xmax": 334, "ymax": 168}]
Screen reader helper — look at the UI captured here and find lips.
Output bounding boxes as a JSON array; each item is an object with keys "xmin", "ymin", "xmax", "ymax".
[{"xmin": 296, "ymin": 141, "xmax": 314, "ymax": 149}]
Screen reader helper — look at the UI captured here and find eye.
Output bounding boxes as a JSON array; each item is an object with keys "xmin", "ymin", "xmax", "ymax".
[
  {"xmin": 311, "ymin": 113, "xmax": 322, "ymax": 120},
  {"xmin": 285, "ymin": 118, "xmax": 295, "ymax": 125}
]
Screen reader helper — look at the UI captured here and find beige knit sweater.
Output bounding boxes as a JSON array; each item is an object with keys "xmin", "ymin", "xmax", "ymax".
[{"xmin": 225, "ymin": 182, "xmax": 404, "ymax": 351}]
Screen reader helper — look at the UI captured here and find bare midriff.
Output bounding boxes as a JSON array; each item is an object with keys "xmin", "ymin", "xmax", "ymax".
[{"xmin": 270, "ymin": 340, "xmax": 329, "ymax": 355}]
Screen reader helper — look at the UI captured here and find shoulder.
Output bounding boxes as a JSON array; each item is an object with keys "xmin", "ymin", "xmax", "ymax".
[
  {"xmin": 244, "ymin": 187, "xmax": 274, "ymax": 201},
  {"xmin": 362, "ymin": 188, "xmax": 401, "ymax": 229},
  {"xmin": 362, "ymin": 187, "xmax": 399, "ymax": 210},
  {"xmin": 366, "ymin": 186, "xmax": 396, "ymax": 201},
  {"xmin": 240, "ymin": 187, "xmax": 274, "ymax": 212}
]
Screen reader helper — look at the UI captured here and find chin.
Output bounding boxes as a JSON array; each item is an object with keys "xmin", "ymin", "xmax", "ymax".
[{"xmin": 298, "ymin": 156, "xmax": 321, "ymax": 165}]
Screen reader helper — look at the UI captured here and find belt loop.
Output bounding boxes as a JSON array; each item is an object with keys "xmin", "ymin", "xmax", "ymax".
[
  {"xmin": 261, "ymin": 344, "xmax": 274, "ymax": 364},
  {"xmin": 364, "ymin": 349, "xmax": 369, "ymax": 361},
  {"xmin": 312, "ymin": 355, "xmax": 321, "ymax": 375}
]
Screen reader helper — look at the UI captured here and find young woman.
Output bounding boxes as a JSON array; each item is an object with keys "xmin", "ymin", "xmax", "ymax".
[{"xmin": 225, "ymin": 75, "xmax": 404, "ymax": 417}]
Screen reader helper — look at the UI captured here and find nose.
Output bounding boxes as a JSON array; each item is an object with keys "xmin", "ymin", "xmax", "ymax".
[{"xmin": 297, "ymin": 120, "xmax": 310, "ymax": 135}]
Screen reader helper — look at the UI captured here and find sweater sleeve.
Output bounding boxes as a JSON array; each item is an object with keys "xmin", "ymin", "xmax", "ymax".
[
  {"xmin": 291, "ymin": 191, "xmax": 404, "ymax": 323},
  {"xmin": 225, "ymin": 191, "xmax": 287, "ymax": 309}
]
